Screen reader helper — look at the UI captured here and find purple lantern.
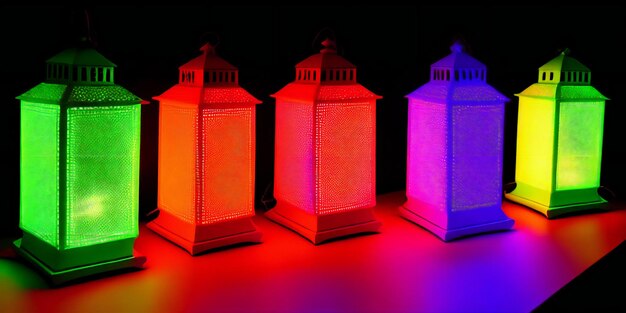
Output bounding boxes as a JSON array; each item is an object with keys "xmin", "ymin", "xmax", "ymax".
[{"xmin": 400, "ymin": 42, "xmax": 514, "ymax": 241}]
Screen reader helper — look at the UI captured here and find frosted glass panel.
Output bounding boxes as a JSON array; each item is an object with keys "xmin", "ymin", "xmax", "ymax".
[
  {"xmin": 556, "ymin": 102, "xmax": 604, "ymax": 190},
  {"xmin": 66, "ymin": 105, "xmax": 140, "ymax": 248},
  {"xmin": 20, "ymin": 102, "xmax": 60, "ymax": 248}
]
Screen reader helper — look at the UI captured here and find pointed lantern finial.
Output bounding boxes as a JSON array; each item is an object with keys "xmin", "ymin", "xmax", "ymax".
[
  {"xmin": 200, "ymin": 43, "xmax": 216, "ymax": 56},
  {"xmin": 561, "ymin": 48, "xmax": 571, "ymax": 56},
  {"xmin": 321, "ymin": 38, "xmax": 337, "ymax": 54},
  {"xmin": 450, "ymin": 41, "xmax": 464, "ymax": 53}
]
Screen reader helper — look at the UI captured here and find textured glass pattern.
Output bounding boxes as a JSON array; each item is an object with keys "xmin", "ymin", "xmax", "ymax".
[
  {"xmin": 17, "ymin": 83, "xmax": 67, "ymax": 104},
  {"xmin": 66, "ymin": 105, "xmax": 140, "ymax": 248},
  {"xmin": 67, "ymin": 85, "xmax": 141, "ymax": 103},
  {"xmin": 451, "ymin": 105, "xmax": 503, "ymax": 211},
  {"xmin": 200, "ymin": 107, "xmax": 255, "ymax": 224},
  {"xmin": 451, "ymin": 85, "xmax": 509, "ymax": 102},
  {"xmin": 406, "ymin": 99, "xmax": 447, "ymax": 211},
  {"xmin": 20, "ymin": 102, "xmax": 60, "ymax": 248},
  {"xmin": 559, "ymin": 86, "xmax": 606, "ymax": 100},
  {"xmin": 316, "ymin": 101, "xmax": 375, "ymax": 214},
  {"xmin": 275, "ymin": 101, "xmax": 314, "ymax": 213},
  {"xmin": 18, "ymin": 84, "xmax": 141, "ymax": 105},
  {"xmin": 316, "ymin": 85, "xmax": 379, "ymax": 101},
  {"xmin": 158, "ymin": 103, "xmax": 197, "ymax": 224},
  {"xmin": 556, "ymin": 101, "xmax": 604, "ymax": 190},
  {"xmin": 516, "ymin": 98, "xmax": 555, "ymax": 190},
  {"xmin": 517, "ymin": 84, "xmax": 606, "ymax": 101},
  {"xmin": 202, "ymin": 87, "xmax": 259, "ymax": 104},
  {"xmin": 408, "ymin": 82, "xmax": 508, "ymax": 103},
  {"xmin": 516, "ymin": 84, "xmax": 558, "ymax": 98}
]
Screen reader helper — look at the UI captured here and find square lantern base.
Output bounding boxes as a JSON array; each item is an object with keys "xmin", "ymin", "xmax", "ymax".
[
  {"xmin": 265, "ymin": 203, "xmax": 381, "ymax": 244},
  {"xmin": 12, "ymin": 238, "xmax": 145, "ymax": 286},
  {"xmin": 147, "ymin": 212, "xmax": 262, "ymax": 255},
  {"xmin": 505, "ymin": 192, "xmax": 609, "ymax": 219},
  {"xmin": 399, "ymin": 206, "xmax": 514, "ymax": 242}
]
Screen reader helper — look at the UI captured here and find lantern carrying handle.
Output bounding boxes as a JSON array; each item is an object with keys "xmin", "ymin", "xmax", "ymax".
[
  {"xmin": 84, "ymin": 9, "xmax": 92, "ymax": 43},
  {"xmin": 71, "ymin": 8, "xmax": 97, "ymax": 47}
]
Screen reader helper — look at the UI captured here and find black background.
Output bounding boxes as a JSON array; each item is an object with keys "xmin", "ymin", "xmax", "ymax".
[
  {"xmin": 1, "ymin": 5, "xmax": 625, "ymax": 311},
  {"xmin": 1, "ymin": 5, "xmax": 625, "ymax": 236}
]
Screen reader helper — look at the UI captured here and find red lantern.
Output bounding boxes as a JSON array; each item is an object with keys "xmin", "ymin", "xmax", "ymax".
[
  {"xmin": 148, "ymin": 43, "xmax": 262, "ymax": 255},
  {"xmin": 266, "ymin": 38, "xmax": 382, "ymax": 244}
]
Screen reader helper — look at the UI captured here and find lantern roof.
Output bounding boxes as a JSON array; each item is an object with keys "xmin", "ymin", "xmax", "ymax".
[
  {"xmin": 295, "ymin": 38, "xmax": 356, "ymax": 69},
  {"xmin": 155, "ymin": 43, "xmax": 260, "ymax": 106},
  {"xmin": 539, "ymin": 49, "xmax": 590, "ymax": 72},
  {"xmin": 17, "ymin": 84, "xmax": 143, "ymax": 105},
  {"xmin": 47, "ymin": 46, "xmax": 116, "ymax": 67},
  {"xmin": 516, "ymin": 84, "xmax": 608, "ymax": 100},
  {"xmin": 407, "ymin": 42, "xmax": 508, "ymax": 103},
  {"xmin": 17, "ymin": 42, "xmax": 143, "ymax": 106},
  {"xmin": 271, "ymin": 84, "xmax": 381, "ymax": 104},
  {"xmin": 272, "ymin": 38, "xmax": 380, "ymax": 103},
  {"xmin": 517, "ymin": 49, "xmax": 608, "ymax": 100},
  {"xmin": 180, "ymin": 43, "xmax": 237, "ymax": 71}
]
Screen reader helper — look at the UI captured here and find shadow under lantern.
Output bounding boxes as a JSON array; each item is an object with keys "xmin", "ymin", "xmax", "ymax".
[
  {"xmin": 148, "ymin": 43, "xmax": 262, "ymax": 255},
  {"xmin": 14, "ymin": 43, "xmax": 146, "ymax": 285},
  {"xmin": 400, "ymin": 42, "xmax": 514, "ymax": 241},
  {"xmin": 266, "ymin": 38, "xmax": 382, "ymax": 244},
  {"xmin": 505, "ymin": 49, "xmax": 608, "ymax": 218}
]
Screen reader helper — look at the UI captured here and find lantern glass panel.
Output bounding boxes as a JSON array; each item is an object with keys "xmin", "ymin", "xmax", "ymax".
[
  {"xmin": 556, "ymin": 101, "xmax": 604, "ymax": 190},
  {"xmin": 200, "ymin": 107, "xmax": 254, "ymax": 224},
  {"xmin": 274, "ymin": 101, "xmax": 314, "ymax": 213},
  {"xmin": 66, "ymin": 105, "xmax": 140, "ymax": 248},
  {"xmin": 158, "ymin": 103, "xmax": 197, "ymax": 224},
  {"xmin": 20, "ymin": 101, "xmax": 60, "ymax": 248},
  {"xmin": 407, "ymin": 100, "xmax": 447, "ymax": 210},
  {"xmin": 451, "ymin": 105, "xmax": 503, "ymax": 211},
  {"xmin": 516, "ymin": 98, "xmax": 555, "ymax": 190},
  {"xmin": 317, "ymin": 101, "xmax": 374, "ymax": 214}
]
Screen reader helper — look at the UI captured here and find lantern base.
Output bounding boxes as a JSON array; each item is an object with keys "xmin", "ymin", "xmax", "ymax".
[
  {"xmin": 265, "ymin": 203, "xmax": 381, "ymax": 244},
  {"xmin": 147, "ymin": 215, "xmax": 262, "ymax": 255},
  {"xmin": 504, "ymin": 192, "xmax": 608, "ymax": 219},
  {"xmin": 399, "ymin": 206, "xmax": 514, "ymax": 242},
  {"xmin": 12, "ymin": 238, "xmax": 145, "ymax": 286}
]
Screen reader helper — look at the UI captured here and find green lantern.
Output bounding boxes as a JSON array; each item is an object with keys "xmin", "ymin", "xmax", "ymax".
[
  {"xmin": 505, "ymin": 49, "xmax": 608, "ymax": 218},
  {"xmin": 13, "ymin": 43, "xmax": 146, "ymax": 285}
]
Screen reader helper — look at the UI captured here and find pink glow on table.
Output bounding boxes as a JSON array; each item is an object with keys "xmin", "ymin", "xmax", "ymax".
[{"xmin": 1, "ymin": 191, "xmax": 625, "ymax": 312}]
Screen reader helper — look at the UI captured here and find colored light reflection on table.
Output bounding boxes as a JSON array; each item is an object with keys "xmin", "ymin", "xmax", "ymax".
[{"xmin": 2, "ymin": 191, "xmax": 625, "ymax": 312}]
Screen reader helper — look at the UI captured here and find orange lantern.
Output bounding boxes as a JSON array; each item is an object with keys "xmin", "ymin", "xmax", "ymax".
[{"xmin": 148, "ymin": 43, "xmax": 262, "ymax": 255}]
